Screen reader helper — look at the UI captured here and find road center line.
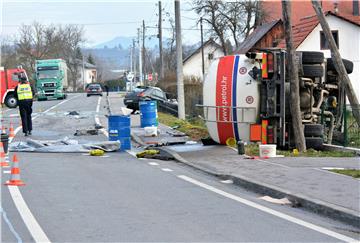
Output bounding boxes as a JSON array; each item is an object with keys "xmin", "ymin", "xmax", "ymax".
[
  {"xmin": 6, "ymin": 95, "xmax": 79, "ymax": 242},
  {"xmin": 177, "ymin": 175, "xmax": 357, "ymax": 242}
]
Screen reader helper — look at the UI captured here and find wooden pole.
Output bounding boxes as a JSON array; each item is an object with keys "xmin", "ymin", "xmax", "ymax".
[
  {"xmin": 312, "ymin": 0, "xmax": 360, "ymax": 126},
  {"xmin": 175, "ymin": 0, "xmax": 185, "ymax": 119},
  {"xmin": 282, "ymin": 1, "xmax": 306, "ymax": 151}
]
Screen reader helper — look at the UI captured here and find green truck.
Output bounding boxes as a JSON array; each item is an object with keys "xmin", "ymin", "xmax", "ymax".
[{"xmin": 35, "ymin": 59, "xmax": 68, "ymax": 100}]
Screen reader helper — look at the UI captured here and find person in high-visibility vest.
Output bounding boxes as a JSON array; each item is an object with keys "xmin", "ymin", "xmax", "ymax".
[{"xmin": 14, "ymin": 74, "xmax": 34, "ymax": 136}]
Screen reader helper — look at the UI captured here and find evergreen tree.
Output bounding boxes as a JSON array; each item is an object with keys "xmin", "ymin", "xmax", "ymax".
[{"xmin": 87, "ymin": 53, "xmax": 95, "ymax": 65}]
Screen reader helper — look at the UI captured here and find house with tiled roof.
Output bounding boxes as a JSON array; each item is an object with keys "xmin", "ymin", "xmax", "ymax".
[
  {"xmin": 277, "ymin": 12, "xmax": 360, "ymax": 99},
  {"xmin": 183, "ymin": 39, "xmax": 224, "ymax": 81}
]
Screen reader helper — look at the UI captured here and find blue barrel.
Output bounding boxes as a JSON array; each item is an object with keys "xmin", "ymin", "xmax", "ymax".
[
  {"xmin": 108, "ymin": 115, "xmax": 131, "ymax": 151},
  {"xmin": 140, "ymin": 100, "xmax": 158, "ymax": 128}
]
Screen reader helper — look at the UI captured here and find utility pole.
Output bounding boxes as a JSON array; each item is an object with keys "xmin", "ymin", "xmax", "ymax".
[
  {"xmin": 312, "ymin": 0, "xmax": 360, "ymax": 126},
  {"xmin": 282, "ymin": 1, "xmax": 306, "ymax": 152},
  {"xmin": 158, "ymin": 1, "xmax": 164, "ymax": 81},
  {"xmin": 200, "ymin": 17, "xmax": 205, "ymax": 78},
  {"xmin": 82, "ymin": 54, "xmax": 86, "ymax": 91},
  {"xmin": 138, "ymin": 28, "xmax": 143, "ymax": 86},
  {"xmin": 142, "ymin": 20, "xmax": 146, "ymax": 86},
  {"xmin": 130, "ymin": 42, "xmax": 133, "ymax": 91},
  {"xmin": 133, "ymin": 38, "xmax": 136, "ymax": 88},
  {"xmin": 175, "ymin": 0, "xmax": 185, "ymax": 119}
]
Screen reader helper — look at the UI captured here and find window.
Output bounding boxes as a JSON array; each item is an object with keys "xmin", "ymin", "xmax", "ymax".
[
  {"xmin": 208, "ymin": 53, "xmax": 214, "ymax": 60},
  {"xmin": 320, "ymin": 30, "xmax": 339, "ymax": 50}
]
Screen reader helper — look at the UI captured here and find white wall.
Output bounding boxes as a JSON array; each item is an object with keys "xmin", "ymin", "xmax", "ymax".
[
  {"xmin": 297, "ymin": 15, "xmax": 360, "ymax": 100},
  {"xmin": 77, "ymin": 68, "xmax": 97, "ymax": 89},
  {"xmin": 183, "ymin": 44, "xmax": 224, "ymax": 80}
]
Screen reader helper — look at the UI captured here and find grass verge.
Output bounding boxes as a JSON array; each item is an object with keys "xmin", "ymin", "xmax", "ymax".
[
  {"xmin": 157, "ymin": 112, "xmax": 209, "ymax": 141},
  {"xmin": 245, "ymin": 144, "xmax": 355, "ymax": 157},
  {"xmin": 330, "ymin": 169, "xmax": 360, "ymax": 178}
]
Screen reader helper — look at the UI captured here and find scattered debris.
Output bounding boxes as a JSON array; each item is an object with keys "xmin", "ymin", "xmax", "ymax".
[
  {"xmin": 90, "ymin": 149, "xmax": 105, "ymax": 156},
  {"xmin": 259, "ymin": 196, "xmax": 292, "ymax": 205},
  {"xmin": 166, "ymin": 130, "xmax": 186, "ymax": 137},
  {"xmin": 201, "ymin": 137, "xmax": 219, "ymax": 146},
  {"xmin": 94, "ymin": 124, "xmax": 104, "ymax": 129},
  {"xmin": 220, "ymin": 179, "xmax": 233, "ymax": 184},
  {"xmin": 144, "ymin": 126, "xmax": 158, "ymax": 137},
  {"xmin": 68, "ymin": 111, "xmax": 80, "ymax": 116},
  {"xmin": 136, "ymin": 149, "xmax": 174, "ymax": 161},
  {"xmin": 136, "ymin": 149, "xmax": 160, "ymax": 158},
  {"xmin": 74, "ymin": 129, "xmax": 99, "ymax": 136}
]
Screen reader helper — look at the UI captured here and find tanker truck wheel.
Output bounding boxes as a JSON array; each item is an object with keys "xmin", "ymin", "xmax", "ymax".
[
  {"xmin": 305, "ymin": 137, "xmax": 323, "ymax": 150},
  {"xmin": 304, "ymin": 124, "xmax": 324, "ymax": 137},
  {"xmin": 4, "ymin": 94, "xmax": 18, "ymax": 108},
  {"xmin": 326, "ymin": 58, "xmax": 353, "ymax": 74},
  {"xmin": 298, "ymin": 51, "xmax": 324, "ymax": 64},
  {"xmin": 302, "ymin": 65, "xmax": 324, "ymax": 78}
]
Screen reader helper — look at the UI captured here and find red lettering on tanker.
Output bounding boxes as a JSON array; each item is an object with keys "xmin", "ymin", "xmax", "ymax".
[{"xmin": 216, "ymin": 56, "xmax": 234, "ymax": 144}]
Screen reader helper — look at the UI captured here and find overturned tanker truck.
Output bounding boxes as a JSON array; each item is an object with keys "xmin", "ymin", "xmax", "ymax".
[{"xmin": 201, "ymin": 50, "xmax": 354, "ymax": 149}]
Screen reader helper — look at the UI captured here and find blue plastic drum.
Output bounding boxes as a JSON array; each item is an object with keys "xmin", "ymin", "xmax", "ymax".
[
  {"xmin": 140, "ymin": 100, "xmax": 158, "ymax": 128},
  {"xmin": 108, "ymin": 115, "xmax": 131, "ymax": 151}
]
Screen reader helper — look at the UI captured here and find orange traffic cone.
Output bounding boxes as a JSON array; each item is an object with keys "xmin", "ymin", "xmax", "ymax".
[
  {"xmin": 5, "ymin": 154, "xmax": 25, "ymax": 186},
  {"xmin": 0, "ymin": 142, "xmax": 9, "ymax": 167},
  {"xmin": 9, "ymin": 123, "xmax": 15, "ymax": 138}
]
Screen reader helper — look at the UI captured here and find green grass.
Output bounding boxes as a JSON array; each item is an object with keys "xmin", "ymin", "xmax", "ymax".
[
  {"xmin": 158, "ymin": 112, "xmax": 209, "ymax": 141},
  {"xmin": 244, "ymin": 144, "xmax": 355, "ymax": 157},
  {"xmin": 330, "ymin": 169, "xmax": 360, "ymax": 178}
]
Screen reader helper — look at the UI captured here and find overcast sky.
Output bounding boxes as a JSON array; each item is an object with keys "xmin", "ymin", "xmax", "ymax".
[{"xmin": 1, "ymin": 0, "xmax": 203, "ymax": 47}]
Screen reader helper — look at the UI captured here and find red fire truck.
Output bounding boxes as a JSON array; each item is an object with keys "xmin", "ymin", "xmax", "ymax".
[{"xmin": 0, "ymin": 66, "xmax": 28, "ymax": 108}]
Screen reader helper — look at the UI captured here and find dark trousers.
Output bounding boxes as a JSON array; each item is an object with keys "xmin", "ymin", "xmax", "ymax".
[{"xmin": 18, "ymin": 100, "xmax": 33, "ymax": 133}]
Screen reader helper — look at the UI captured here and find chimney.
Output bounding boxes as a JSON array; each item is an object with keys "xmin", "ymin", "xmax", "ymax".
[
  {"xmin": 334, "ymin": 2, "xmax": 339, "ymax": 14},
  {"xmin": 354, "ymin": 0, "xmax": 359, "ymax": 16}
]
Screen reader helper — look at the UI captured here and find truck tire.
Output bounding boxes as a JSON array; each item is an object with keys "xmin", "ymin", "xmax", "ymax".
[
  {"xmin": 305, "ymin": 137, "xmax": 323, "ymax": 150},
  {"xmin": 326, "ymin": 58, "xmax": 353, "ymax": 74},
  {"xmin": 299, "ymin": 51, "xmax": 324, "ymax": 64},
  {"xmin": 4, "ymin": 94, "xmax": 17, "ymax": 108},
  {"xmin": 302, "ymin": 65, "xmax": 324, "ymax": 78},
  {"xmin": 304, "ymin": 124, "xmax": 323, "ymax": 137}
]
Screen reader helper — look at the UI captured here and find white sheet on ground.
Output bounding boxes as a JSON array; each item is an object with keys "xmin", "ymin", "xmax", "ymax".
[{"xmin": 9, "ymin": 137, "xmax": 120, "ymax": 153}]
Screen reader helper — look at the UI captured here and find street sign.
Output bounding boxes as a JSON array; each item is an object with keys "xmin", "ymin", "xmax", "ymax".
[
  {"xmin": 148, "ymin": 73, "xmax": 153, "ymax": 81},
  {"xmin": 127, "ymin": 72, "xmax": 134, "ymax": 81}
]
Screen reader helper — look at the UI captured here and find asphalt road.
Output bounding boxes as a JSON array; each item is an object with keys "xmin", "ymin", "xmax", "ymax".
[{"xmin": 1, "ymin": 93, "xmax": 359, "ymax": 242}]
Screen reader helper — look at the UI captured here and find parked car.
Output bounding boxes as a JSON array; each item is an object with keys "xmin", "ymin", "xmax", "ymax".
[
  {"xmin": 124, "ymin": 86, "xmax": 178, "ymax": 115},
  {"xmin": 86, "ymin": 83, "xmax": 103, "ymax": 97}
]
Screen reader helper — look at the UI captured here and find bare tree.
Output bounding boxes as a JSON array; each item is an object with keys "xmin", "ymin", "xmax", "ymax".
[
  {"xmin": 14, "ymin": 22, "xmax": 85, "ymax": 90},
  {"xmin": 192, "ymin": 0, "xmax": 264, "ymax": 53},
  {"xmin": 193, "ymin": 0, "xmax": 228, "ymax": 55}
]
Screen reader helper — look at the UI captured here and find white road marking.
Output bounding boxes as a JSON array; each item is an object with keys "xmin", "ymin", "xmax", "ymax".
[
  {"xmin": 161, "ymin": 168, "xmax": 173, "ymax": 172},
  {"xmin": 148, "ymin": 162, "xmax": 159, "ymax": 166},
  {"xmin": 177, "ymin": 175, "xmax": 357, "ymax": 243},
  {"xmin": 6, "ymin": 96, "xmax": 79, "ymax": 242},
  {"xmin": 95, "ymin": 97, "xmax": 109, "ymax": 137},
  {"xmin": 1, "ymin": 207, "xmax": 23, "ymax": 243},
  {"xmin": 8, "ymin": 186, "xmax": 50, "ymax": 243}
]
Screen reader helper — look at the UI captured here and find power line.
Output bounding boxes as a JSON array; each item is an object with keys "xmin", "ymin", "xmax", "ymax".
[{"xmin": 2, "ymin": 21, "xmax": 158, "ymax": 27}]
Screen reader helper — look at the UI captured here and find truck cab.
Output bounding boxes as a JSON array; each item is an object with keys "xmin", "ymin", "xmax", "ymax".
[
  {"xmin": 35, "ymin": 59, "xmax": 68, "ymax": 101},
  {"xmin": 0, "ymin": 67, "xmax": 28, "ymax": 108}
]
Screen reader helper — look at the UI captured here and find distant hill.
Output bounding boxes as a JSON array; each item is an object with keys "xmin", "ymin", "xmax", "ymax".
[{"xmin": 92, "ymin": 36, "xmax": 168, "ymax": 49}]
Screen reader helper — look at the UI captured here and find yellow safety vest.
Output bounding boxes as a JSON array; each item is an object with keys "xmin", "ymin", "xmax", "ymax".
[{"xmin": 17, "ymin": 83, "xmax": 33, "ymax": 100}]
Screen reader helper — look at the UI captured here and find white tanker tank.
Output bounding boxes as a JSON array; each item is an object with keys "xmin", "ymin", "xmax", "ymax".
[{"xmin": 202, "ymin": 55, "xmax": 260, "ymax": 145}]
